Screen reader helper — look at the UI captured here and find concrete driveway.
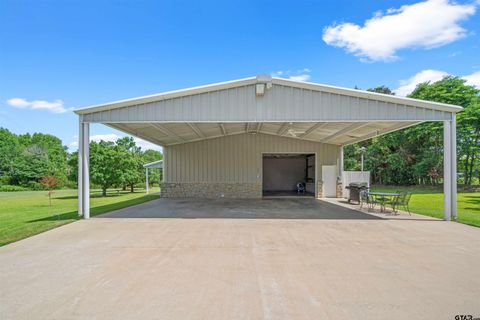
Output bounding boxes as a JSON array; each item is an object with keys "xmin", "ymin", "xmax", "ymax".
[{"xmin": 1, "ymin": 198, "xmax": 480, "ymax": 320}]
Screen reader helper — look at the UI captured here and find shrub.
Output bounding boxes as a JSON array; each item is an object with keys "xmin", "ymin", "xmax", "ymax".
[
  {"xmin": 0, "ymin": 185, "xmax": 27, "ymax": 192},
  {"xmin": 63, "ymin": 180, "xmax": 77, "ymax": 189},
  {"xmin": 0, "ymin": 175, "xmax": 11, "ymax": 186},
  {"xmin": 27, "ymin": 181, "xmax": 46, "ymax": 190}
]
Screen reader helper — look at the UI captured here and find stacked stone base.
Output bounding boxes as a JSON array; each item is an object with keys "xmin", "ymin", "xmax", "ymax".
[
  {"xmin": 160, "ymin": 182, "xmax": 262, "ymax": 198},
  {"xmin": 160, "ymin": 181, "xmax": 340, "ymax": 199},
  {"xmin": 316, "ymin": 181, "xmax": 323, "ymax": 198},
  {"xmin": 316, "ymin": 181, "xmax": 342, "ymax": 198},
  {"xmin": 336, "ymin": 182, "xmax": 343, "ymax": 198}
]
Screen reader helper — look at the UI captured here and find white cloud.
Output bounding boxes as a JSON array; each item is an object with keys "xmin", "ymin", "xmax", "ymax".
[
  {"xmin": 288, "ymin": 74, "xmax": 311, "ymax": 82},
  {"xmin": 448, "ymin": 51, "xmax": 461, "ymax": 57},
  {"xmin": 68, "ymin": 134, "xmax": 162, "ymax": 152},
  {"xmin": 90, "ymin": 134, "xmax": 122, "ymax": 143},
  {"xmin": 133, "ymin": 138, "xmax": 162, "ymax": 151},
  {"xmin": 7, "ymin": 98, "xmax": 71, "ymax": 113},
  {"xmin": 322, "ymin": 0, "xmax": 477, "ymax": 62},
  {"xmin": 68, "ymin": 141, "xmax": 78, "ymax": 151},
  {"xmin": 463, "ymin": 70, "xmax": 480, "ymax": 88},
  {"xmin": 394, "ymin": 69, "xmax": 480, "ymax": 96},
  {"xmin": 273, "ymin": 68, "xmax": 312, "ymax": 82},
  {"xmin": 394, "ymin": 69, "xmax": 449, "ymax": 96}
]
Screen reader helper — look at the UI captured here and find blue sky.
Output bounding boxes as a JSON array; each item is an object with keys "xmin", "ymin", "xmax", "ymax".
[{"xmin": 1, "ymin": 0, "xmax": 479, "ymax": 151}]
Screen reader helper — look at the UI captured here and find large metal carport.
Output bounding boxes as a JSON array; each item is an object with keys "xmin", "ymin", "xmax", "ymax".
[{"xmin": 74, "ymin": 75, "xmax": 461, "ymax": 220}]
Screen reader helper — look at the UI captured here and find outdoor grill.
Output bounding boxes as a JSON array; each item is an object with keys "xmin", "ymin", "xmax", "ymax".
[{"xmin": 345, "ymin": 182, "xmax": 368, "ymax": 204}]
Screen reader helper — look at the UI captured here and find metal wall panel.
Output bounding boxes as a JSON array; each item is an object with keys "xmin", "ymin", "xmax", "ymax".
[
  {"xmin": 164, "ymin": 133, "xmax": 340, "ymax": 183},
  {"xmin": 81, "ymin": 84, "xmax": 453, "ymax": 123}
]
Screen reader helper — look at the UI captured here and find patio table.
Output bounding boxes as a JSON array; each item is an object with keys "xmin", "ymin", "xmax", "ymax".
[{"xmin": 367, "ymin": 192, "xmax": 400, "ymax": 213}]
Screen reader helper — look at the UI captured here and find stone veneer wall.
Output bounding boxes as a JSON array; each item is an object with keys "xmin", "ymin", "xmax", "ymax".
[
  {"xmin": 316, "ymin": 181, "xmax": 323, "ymax": 198},
  {"xmin": 161, "ymin": 182, "xmax": 262, "ymax": 198},
  {"xmin": 336, "ymin": 182, "xmax": 343, "ymax": 198}
]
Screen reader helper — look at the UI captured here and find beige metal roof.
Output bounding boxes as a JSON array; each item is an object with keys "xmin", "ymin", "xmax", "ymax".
[{"xmin": 75, "ymin": 75, "xmax": 461, "ymax": 147}]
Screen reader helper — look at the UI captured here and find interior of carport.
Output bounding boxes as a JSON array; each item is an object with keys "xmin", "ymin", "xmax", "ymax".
[{"xmin": 262, "ymin": 153, "xmax": 315, "ymax": 197}]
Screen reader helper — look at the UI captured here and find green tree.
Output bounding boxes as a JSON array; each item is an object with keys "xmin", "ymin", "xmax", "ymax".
[
  {"xmin": 0, "ymin": 128, "xmax": 20, "ymax": 185},
  {"xmin": 67, "ymin": 151, "xmax": 78, "ymax": 186},
  {"xmin": 12, "ymin": 144, "xmax": 51, "ymax": 186},
  {"xmin": 90, "ymin": 141, "xmax": 123, "ymax": 196},
  {"xmin": 367, "ymin": 86, "xmax": 395, "ymax": 95},
  {"xmin": 29, "ymin": 133, "xmax": 69, "ymax": 186},
  {"xmin": 0, "ymin": 129, "xmax": 69, "ymax": 187},
  {"xmin": 409, "ymin": 76, "xmax": 480, "ymax": 186},
  {"xmin": 346, "ymin": 77, "xmax": 479, "ymax": 186},
  {"xmin": 117, "ymin": 137, "xmax": 143, "ymax": 192}
]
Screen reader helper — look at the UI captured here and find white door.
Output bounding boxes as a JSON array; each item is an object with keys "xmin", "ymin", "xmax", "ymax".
[{"xmin": 322, "ymin": 165, "xmax": 337, "ymax": 197}]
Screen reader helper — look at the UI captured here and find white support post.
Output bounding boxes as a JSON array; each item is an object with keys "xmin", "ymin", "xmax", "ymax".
[
  {"xmin": 146, "ymin": 168, "xmax": 149, "ymax": 194},
  {"xmin": 161, "ymin": 152, "xmax": 166, "ymax": 192},
  {"xmin": 338, "ymin": 146, "xmax": 344, "ymax": 198},
  {"xmin": 78, "ymin": 120, "xmax": 83, "ymax": 217},
  {"xmin": 82, "ymin": 123, "xmax": 90, "ymax": 219},
  {"xmin": 338, "ymin": 146, "xmax": 344, "ymax": 183},
  {"xmin": 339, "ymin": 146, "xmax": 344, "ymax": 179},
  {"xmin": 451, "ymin": 114, "xmax": 457, "ymax": 219},
  {"xmin": 78, "ymin": 120, "xmax": 90, "ymax": 219},
  {"xmin": 443, "ymin": 120, "xmax": 452, "ymax": 221}
]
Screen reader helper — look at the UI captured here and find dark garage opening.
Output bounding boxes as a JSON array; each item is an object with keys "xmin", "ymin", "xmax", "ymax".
[{"xmin": 262, "ymin": 154, "xmax": 315, "ymax": 197}]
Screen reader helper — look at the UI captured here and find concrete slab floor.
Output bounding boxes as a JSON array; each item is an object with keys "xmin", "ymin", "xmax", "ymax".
[
  {"xmin": 1, "ymin": 199, "xmax": 480, "ymax": 320},
  {"xmin": 98, "ymin": 198, "xmax": 382, "ymax": 220}
]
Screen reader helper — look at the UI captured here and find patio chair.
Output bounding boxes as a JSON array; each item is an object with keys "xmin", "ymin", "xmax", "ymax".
[
  {"xmin": 359, "ymin": 190, "xmax": 379, "ymax": 211},
  {"xmin": 383, "ymin": 193, "xmax": 400, "ymax": 214},
  {"xmin": 388, "ymin": 192, "xmax": 412, "ymax": 215}
]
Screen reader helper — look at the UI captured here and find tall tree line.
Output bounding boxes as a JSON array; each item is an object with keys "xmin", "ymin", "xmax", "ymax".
[
  {"xmin": 0, "ymin": 129, "xmax": 69, "ymax": 188},
  {"xmin": 345, "ymin": 76, "xmax": 480, "ymax": 186},
  {"xmin": 0, "ymin": 131, "xmax": 163, "ymax": 193}
]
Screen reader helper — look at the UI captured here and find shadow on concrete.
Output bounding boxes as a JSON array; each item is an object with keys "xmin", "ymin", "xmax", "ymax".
[
  {"xmin": 28, "ymin": 195, "xmax": 160, "ymax": 222},
  {"xmin": 96, "ymin": 198, "xmax": 383, "ymax": 220}
]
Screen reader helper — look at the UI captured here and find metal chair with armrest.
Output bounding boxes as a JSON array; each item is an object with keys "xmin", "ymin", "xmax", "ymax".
[
  {"xmin": 385, "ymin": 192, "xmax": 412, "ymax": 215},
  {"xmin": 359, "ymin": 189, "xmax": 379, "ymax": 211}
]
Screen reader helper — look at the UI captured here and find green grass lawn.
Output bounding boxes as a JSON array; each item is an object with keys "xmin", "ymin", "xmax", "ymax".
[
  {"xmin": 370, "ymin": 186, "xmax": 480, "ymax": 227},
  {"xmin": 0, "ymin": 187, "xmax": 160, "ymax": 247}
]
